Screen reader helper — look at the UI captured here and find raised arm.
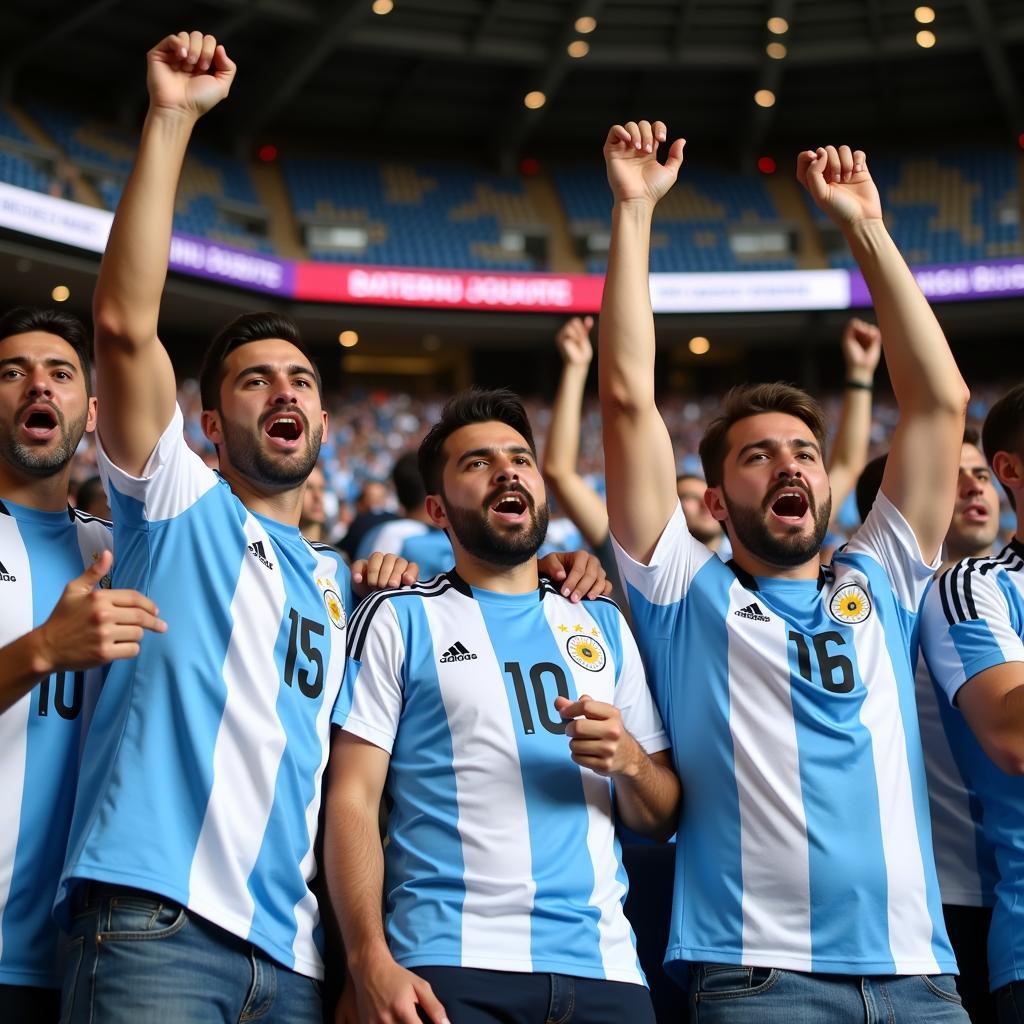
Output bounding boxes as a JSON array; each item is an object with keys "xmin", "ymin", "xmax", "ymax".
[
  {"xmin": 323, "ymin": 732, "xmax": 448, "ymax": 1024},
  {"xmin": 797, "ymin": 146, "xmax": 968, "ymax": 561},
  {"xmin": 827, "ymin": 317, "xmax": 881, "ymax": 525},
  {"xmin": 541, "ymin": 316, "xmax": 610, "ymax": 548},
  {"xmin": 93, "ymin": 32, "xmax": 236, "ymax": 475},
  {"xmin": 599, "ymin": 121, "xmax": 687, "ymax": 563}
]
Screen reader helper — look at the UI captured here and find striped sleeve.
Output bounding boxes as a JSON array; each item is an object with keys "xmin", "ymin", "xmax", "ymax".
[
  {"xmin": 921, "ymin": 557, "xmax": 1024, "ymax": 706},
  {"xmin": 332, "ymin": 596, "xmax": 405, "ymax": 753},
  {"xmin": 612, "ymin": 612, "xmax": 670, "ymax": 755}
]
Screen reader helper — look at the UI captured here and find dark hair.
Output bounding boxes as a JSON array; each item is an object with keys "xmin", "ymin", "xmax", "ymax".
[
  {"xmin": 676, "ymin": 472, "xmax": 706, "ymax": 487},
  {"xmin": 698, "ymin": 382, "xmax": 828, "ymax": 488},
  {"xmin": 392, "ymin": 451, "xmax": 426, "ymax": 510},
  {"xmin": 856, "ymin": 428, "xmax": 985, "ymax": 522},
  {"xmin": 982, "ymin": 384, "xmax": 1024, "ymax": 510},
  {"xmin": 0, "ymin": 306, "xmax": 92, "ymax": 395},
  {"xmin": 198, "ymin": 312, "xmax": 320, "ymax": 411},
  {"xmin": 418, "ymin": 388, "xmax": 536, "ymax": 495}
]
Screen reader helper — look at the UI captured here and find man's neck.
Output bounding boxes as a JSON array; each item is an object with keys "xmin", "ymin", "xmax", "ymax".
[
  {"xmin": 728, "ymin": 544, "xmax": 821, "ymax": 581},
  {"xmin": 219, "ymin": 465, "xmax": 304, "ymax": 526},
  {"xmin": 0, "ymin": 464, "xmax": 71, "ymax": 513},
  {"xmin": 453, "ymin": 552, "xmax": 539, "ymax": 594},
  {"xmin": 939, "ymin": 542, "xmax": 995, "ymax": 575}
]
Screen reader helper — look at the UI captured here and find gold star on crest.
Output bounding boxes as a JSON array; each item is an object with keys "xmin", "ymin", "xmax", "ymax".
[
  {"xmin": 557, "ymin": 624, "xmax": 569, "ymax": 633},
  {"xmin": 573, "ymin": 624, "xmax": 584, "ymax": 632},
  {"xmin": 590, "ymin": 627, "xmax": 601, "ymax": 637}
]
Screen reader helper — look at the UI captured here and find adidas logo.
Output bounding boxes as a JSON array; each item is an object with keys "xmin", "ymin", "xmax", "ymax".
[
  {"xmin": 734, "ymin": 601, "xmax": 770, "ymax": 622},
  {"xmin": 248, "ymin": 540, "xmax": 274, "ymax": 571},
  {"xmin": 440, "ymin": 641, "xmax": 477, "ymax": 663},
  {"xmin": 0, "ymin": 559, "xmax": 15, "ymax": 583}
]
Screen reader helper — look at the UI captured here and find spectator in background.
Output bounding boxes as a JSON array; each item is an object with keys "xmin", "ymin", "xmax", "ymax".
[
  {"xmin": 858, "ymin": 431, "xmax": 1000, "ymax": 1023},
  {"xmin": 675, "ymin": 473, "xmax": 727, "ymax": 556},
  {"xmin": 299, "ymin": 463, "xmax": 327, "ymax": 542},
  {"xmin": 354, "ymin": 452, "xmax": 438, "ymax": 565},
  {"xmin": 339, "ymin": 478, "xmax": 395, "ymax": 563},
  {"xmin": 74, "ymin": 474, "xmax": 111, "ymax": 520}
]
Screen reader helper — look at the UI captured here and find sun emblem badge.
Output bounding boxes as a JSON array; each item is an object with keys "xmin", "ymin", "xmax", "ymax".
[
  {"xmin": 566, "ymin": 633, "xmax": 607, "ymax": 672},
  {"xmin": 316, "ymin": 575, "xmax": 346, "ymax": 630},
  {"xmin": 830, "ymin": 582, "xmax": 872, "ymax": 624}
]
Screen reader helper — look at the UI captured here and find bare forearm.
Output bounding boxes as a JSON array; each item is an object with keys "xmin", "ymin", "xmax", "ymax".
[
  {"xmin": 93, "ymin": 108, "xmax": 196, "ymax": 345},
  {"xmin": 613, "ymin": 752, "xmax": 680, "ymax": 840},
  {"xmin": 544, "ymin": 363, "xmax": 589, "ymax": 478},
  {"xmin": 827, "ymin": 387, "xmax": 872, "ymax": 520},
  {"xmin": 843, "ymin": 221, "xmax": 966, "ymax": 414}
]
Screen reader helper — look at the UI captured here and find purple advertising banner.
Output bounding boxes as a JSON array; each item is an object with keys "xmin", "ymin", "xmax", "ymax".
[
  {"xmin": 168, "ymin": 233, "xmax": 294, "ymax": 296},
  {"xmin": 849, "ymin": 256, "xmax": 1024, "ymax": 307}
]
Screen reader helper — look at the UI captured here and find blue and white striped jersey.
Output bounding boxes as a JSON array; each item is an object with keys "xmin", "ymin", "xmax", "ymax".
[
  {"xmin": 921, "ymin": 539, "xmax": 1024, "ymax": 990},
  {"xmin": 401, "ymin": 527, "xmax": 454, "ymax": 579},
  {"xmin": 355, "ymin": 518, "xmax": 428, "ymax": 564},
  {"xmin": 333, "ymin": 572, "xmax": 668, "ymax": 984},
  {"xmin": 0, "ymin": 500, "xmax": 110, "ymax": 987},
  {"xmin": 56, "ymin": 407, "xmax": 352, "ymax": 979},
  {"xmin": 914, "ymin": 641, "xmax": 997, "ymax": 909},
  {"xmin": 614, "ymin": 494, "xmax": 955, "ymax": 979}
]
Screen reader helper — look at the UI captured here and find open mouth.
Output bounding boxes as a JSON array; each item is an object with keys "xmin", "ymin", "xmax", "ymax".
[
  {"xmin": 769, "ymin": 489, "xmax": 809, "ymax": 521},
  {"xmin": 960, "ymin": 502, "xmax": 990, "ymax": 523},
  {"xmin": 21, "ymin": 406, "xmax": 58, "ymax": 439},
  {"xmin": 489, "ymin": 490, "xmax": 529, "ymax": 521},
  {"xmin": 263, "ymin": 413, "xmax": 304, "ymax": 447}
]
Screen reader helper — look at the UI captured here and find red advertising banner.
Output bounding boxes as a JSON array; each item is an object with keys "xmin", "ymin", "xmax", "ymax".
[{"xmin": 294, "ymin": 262, "xmax": 605, "ymax": 313}]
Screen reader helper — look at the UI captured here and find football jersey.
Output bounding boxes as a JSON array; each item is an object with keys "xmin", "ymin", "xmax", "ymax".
[
  {"xmin": 921, "ymin": 539, "xmax": 1024, "ymax": 990},
  {"xmin": 614, "ymin": 494, "xmax": 955, "ymax": 979},
  {"xmin": 57, "ymin": 406, "xmax": 352, "ymax": 980},
  {"xmin": 361, "ymin": 518, "xmax": 429, "ymax": 563},
  {"xmin": 334, "ymin": 572, "xmax": 668, "ymax": 984},
  {"xmin": 0, "ymin": 500, "xmax": 109, "ymax": 987},
  {"xmin": 913, "ymin": 643, "xmax": 997, "ymax": 908},
  {"xmin": 400, "ymin": 527, "xmax": 454, "ymax": 579}
]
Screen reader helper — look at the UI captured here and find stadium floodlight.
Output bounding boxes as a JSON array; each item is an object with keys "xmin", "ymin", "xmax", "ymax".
[
  {"xmin": 524, "ymin": 91, "xmax": 546, "ymax": 109},
  {"xmin": 767, "ymin": 16, "xmax": 789, "ymax": 34},
  {"xmin": 754, "ymin": 89, "xmax": 776, "ymax": 108},
  {"xmin": 372, "ymin": 0, "xmax": 394, "ymax": 14},
  {"xmin": 51, "ymin": 285, "xmax": 70, "ymax": 302},
  {"xmin": 575, "ymin": 16, "xmax": 597, "ymax": 33},
  {"xmin": 567, "ymin": 40, "xmax": 590, "ymax": 58},
  {"xmin": 688, "ymin": 336, "xmax": 711, "ymax": 355},
  {"xmin": 914, "ymin": 6, "xmax": 936, "ymax": 24},
  {"xmin": 916, "ymin": 29, "xmax": 936, "ymax": 48},
  {"xmin": 338, "ymin": 330, "xmax": 359, "ymax": 347},
  {"xmin": 766, "ymin": 42, "xmax": 787, "ymax": 59}
]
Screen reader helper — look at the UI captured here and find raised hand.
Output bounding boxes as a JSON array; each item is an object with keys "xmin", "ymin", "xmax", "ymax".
[
  {"xmin": 555, "ymin": 316, "xmax": 594, "ymax": 367},
  {"xmin": 841, "ymin": 317, "xmax": 882, "ymax": 380},
  {"xmin": 797, "ymin": 145, "xmax": 882, "ymax": 228},
  {"xmin": 147, "ymin": 31, "xmax": 236, "ymax": 119},
  {"xmin": 35, "ymin": 550, "xmax": 167, "ymax": 671},
  {"xmin": 604, "ymin": 119, "xmax": 685, "ymax": 206}
]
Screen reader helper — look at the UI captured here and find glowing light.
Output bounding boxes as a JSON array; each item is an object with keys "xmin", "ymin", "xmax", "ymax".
[
  {"xmin": 689, "ymin": 336, "xmax": 710, "ymax": 355},
  {"xmin": 372, "ymin": 0, "xmax": 394, "ymax": 14},
  {"xmin": 575, "ymin": 16, "xmax": 597, "ymax": 33},
  {"xmin": 757, "ymin": 156, "xmax": 777, "ymax": 174},
  {"xmin": 519, "ymin": 156, "xmax": 541, "ymax": 175},
  {"xmin": 754, "ymin": 89, "xmax": 776, "ymax": 108},
  {"xmin": 258, "ymin": 144, "xmax": 277, "ymax": 162},
  {"xmin": 338, "ymin": 330, "xmax": 359, "ymax": 347},
  {"xmin": 914, "ymin": 6, "xmax": 935, "ymax": 24},
  {"xmin": 567, "ymin": 39, "xmax": 590, "ymax": 58},
  {"xmin": 767, "ymin": 16, "xmax": 789, "ymax": 34},
  {"xmin": 524, "ymin": 91, "xmax": 546, "ymax": 109},
  {"xmin": 916, "ymin": 29, "xmax": 936, "ymax": 47},
  {"xmin": 51, "ymin": 285, "xmax": 70, "ymax": 302},
  {"xmin": 766, "ymin": 41, "xmax": 787, "ymax": 59}
]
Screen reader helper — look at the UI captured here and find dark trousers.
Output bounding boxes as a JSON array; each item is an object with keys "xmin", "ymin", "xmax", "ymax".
[
  {"xmin": 944, "ymin": 904, "xmax": 994, "ymax": 1023},
  {"xmin": 0, "ymin": 983, "xmax": 60, "ymax": 1023},
  {"xmin": 411, "ymin": 966, "xmax": 656, "ymax": 1024}
]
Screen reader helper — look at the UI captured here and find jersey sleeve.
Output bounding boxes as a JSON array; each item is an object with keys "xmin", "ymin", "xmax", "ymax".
[
  {"xmin": 922, "ymin": 561, "xmax": 1024, "ymax": 706},
  {"xmin": 612, "ymin": 612, "xmax": 670, "ymax": 755},
  {"xmin": 332, "ymin": 599, "xmax": 405, "ymax": 754},
  {"xmin": 611, "ymin": 504, "xmax": 714, "ymax": 624},
  {"xmin": 96, "ymin": 404, "xmax": 217, "ymax": 527},
  {"xmin": 842, "ymin": 490, "xmax": 939, "ymax": 612}
]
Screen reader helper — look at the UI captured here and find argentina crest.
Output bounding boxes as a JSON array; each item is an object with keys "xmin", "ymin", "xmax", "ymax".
[
  {"xmin": 317, "ymin": 575, "xmax": 346, "ymax": 630},
  {"xmin": 829, "ymin": 581, "xmax": 872, "ymax": 625},
  {"xmin": 566, "ymin": 631, "xmax": 607, "ymax": 672}
]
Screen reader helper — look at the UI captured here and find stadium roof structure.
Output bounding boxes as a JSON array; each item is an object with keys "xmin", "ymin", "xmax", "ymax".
[{"xmin": 3, "ymin": 0, "xmax": 1023, "ymax": 169}]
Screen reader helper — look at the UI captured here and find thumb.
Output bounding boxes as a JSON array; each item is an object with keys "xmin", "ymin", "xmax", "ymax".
[
  {"xmin": 663, "ymin": 137, "xmax": 686, "ymax": 175},
  {"xmin": 583, "ymin": 315, "xmax": 594, "ymax": 331},
  {"xmin": 73, "ymin": 549, "xmax": 112, "ymax": 592}
]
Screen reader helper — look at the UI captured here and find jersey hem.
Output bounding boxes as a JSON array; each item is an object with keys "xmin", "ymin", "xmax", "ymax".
[
  {"xmin": 990, "ymin": 965, "xmax": 1024, "ymax": 991},
  {"xmin": 954, "ymin": 654, "xmax": 1024, "ymax": 702},
  {"xmin": 397, "ymin": 952, "xmax": 645, "ymax": 985},
  {"xmin": 665, "ymin": 945, "xmax": 957, "ymax": 976},
  {"xmin": 335, "ymin": 715, "xmax": 396, "ymax": 753},
  {"xmin": 58, "ymin": 868, "xmax": 324, "ymax": 980},
  {"xmin": 636, "ymin": 730, "xmax": 671, "ymax": 755},
  {"xmin": 0, "ymin": 966, "xmax": 60, "ymax": 987}
]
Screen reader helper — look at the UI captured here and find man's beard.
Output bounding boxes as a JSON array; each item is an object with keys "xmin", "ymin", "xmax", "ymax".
[
  {"xmin": 0, "ymin": 403, "xmax": 87, "ymax": 478},
  {"xmin": 220, "ymin": 409, "xmax": 323, "ymax": 489},
  {"xmin": 724, "ymin": 479, "xmax": 831, "ymax": 568},
  {"xmin": 445, "ymin": 484, "xmax": 550, "ymax": 568}
]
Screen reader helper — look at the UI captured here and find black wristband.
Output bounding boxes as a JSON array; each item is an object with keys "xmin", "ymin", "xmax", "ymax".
[{"xmin": 845, "ymin": 379, "xmax": 873, "ymax": 391}]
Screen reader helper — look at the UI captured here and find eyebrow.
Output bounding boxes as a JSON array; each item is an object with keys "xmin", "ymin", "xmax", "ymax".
[
  {"xmin": 737, "ymin": 437, "xmax": 821, "ymax": 457},
  {"xmin": 456, "ymin": 445, "xmax": 534, "ymax": 466},
  {"xmin": 0, "ymin": 355, "xmax": 77, "ymax": 372},
  {"xmin": 233, "ymin": 363, "xmax": 316, "ymax": 384}
]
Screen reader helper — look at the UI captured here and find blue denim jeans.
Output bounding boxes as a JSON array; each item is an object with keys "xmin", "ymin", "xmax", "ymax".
[
  {"xmin": 689, "ymin": 963, "xmax": 969, "ymax": 1023},
  {"xmin": 60, "ymin": 883, "xmax": 322, "ymax": 1024}
]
